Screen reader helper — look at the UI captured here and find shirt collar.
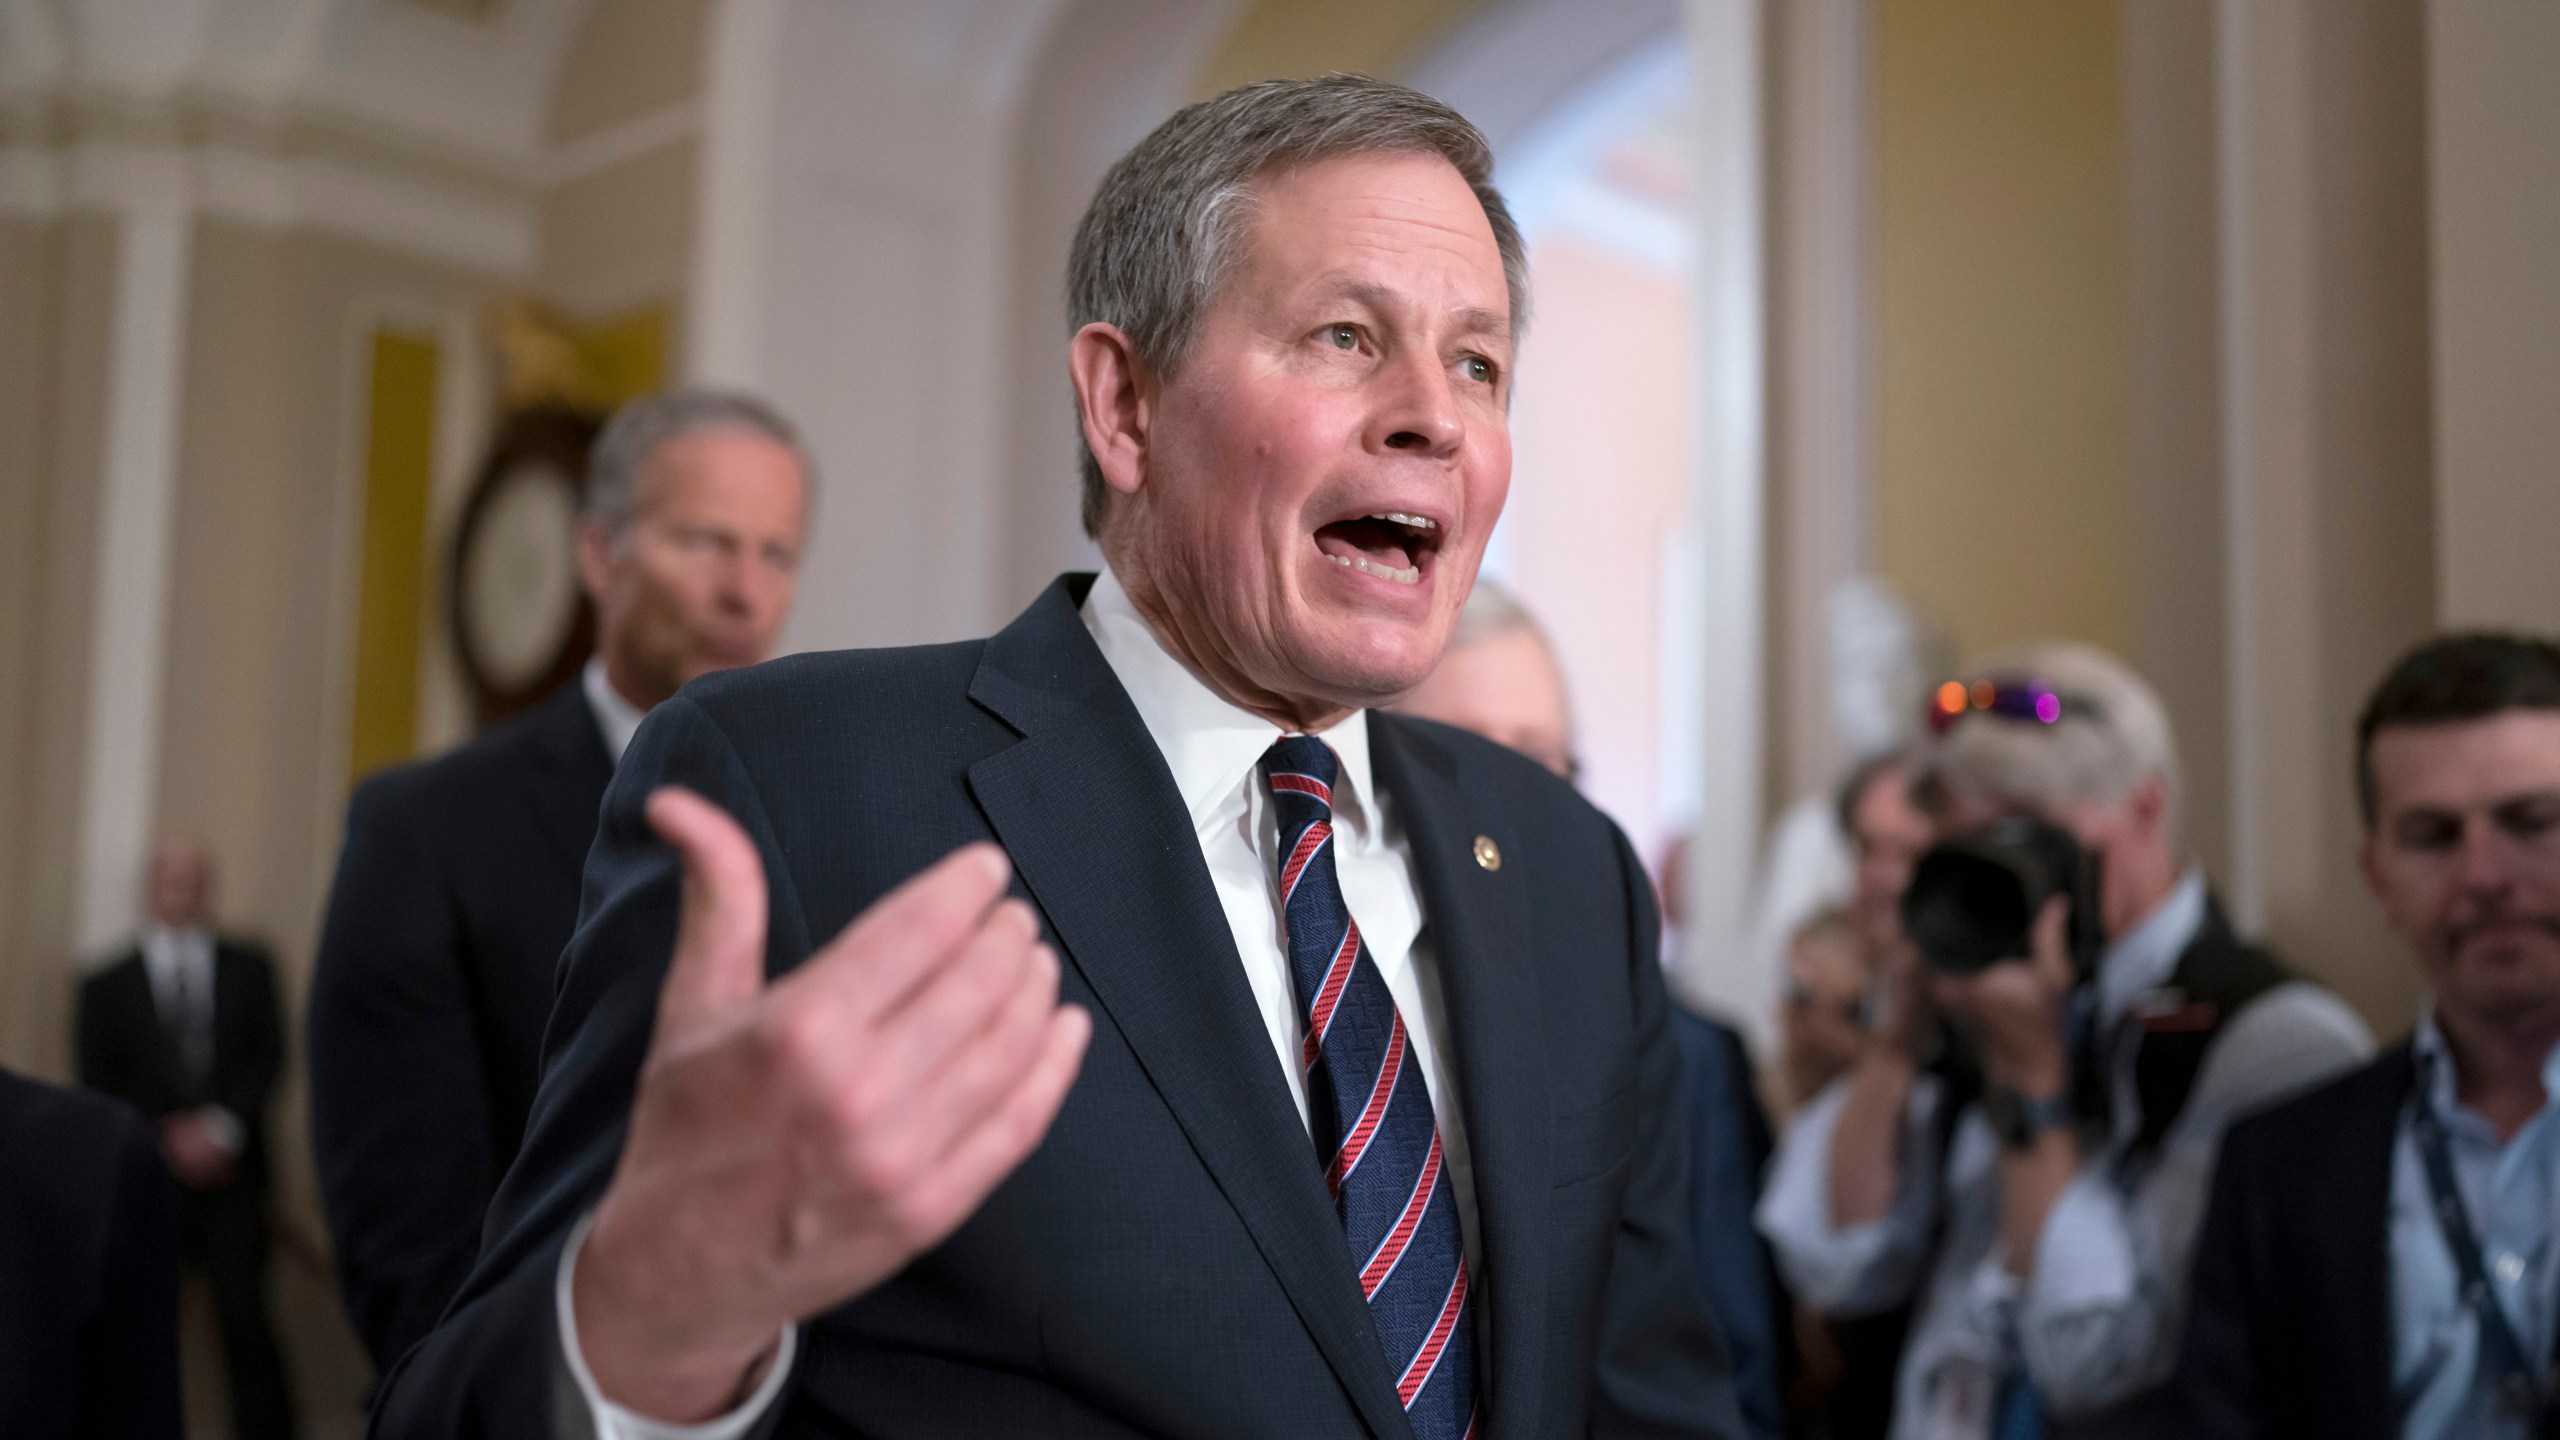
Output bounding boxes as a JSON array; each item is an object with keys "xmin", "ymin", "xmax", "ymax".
[
  {"xmin": 2096, "ymin": 867, "xmax": 2209, "ymax": 1026},
  {"xmin": 2411, "ymin": 1000, "xmax": 2560, "ymax": 1122},
  {"xmin": 1078, "ymin": 567, "xmax": 1379, "ymax": 836},
  {"xmin": 582, "ymin": 657, "xmax": 649, "ymax": 765}
]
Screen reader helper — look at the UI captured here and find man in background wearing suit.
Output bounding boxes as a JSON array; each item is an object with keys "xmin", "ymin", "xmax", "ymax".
[
  {"xmin": 0, "ymin": 1064, "xmax": 183, "ymax": 1438},
  {"xmin": 373, "ymin": 76, "xmax": 1743, "ymax": 1439},
  {"xmin": 2178, "ymin": 634, "xmax": 2560, "ymax": 1440},
  {"xmin": 78, "ymin": 837, "xmax": 291, "ymax": 1439},
  {"xmin": 307, "ymin": 388, "xmax": 811, "ymax": 1374},
  {"xmin": 1397, "ymin": 578, "xmax": 1791, "ymax": 1440}
]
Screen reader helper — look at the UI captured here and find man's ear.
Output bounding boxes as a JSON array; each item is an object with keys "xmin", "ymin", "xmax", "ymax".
[
  {"xmin": 576, "ymin": 518, "xmax": 615, "ymax": 603},
  {"xmin": 2127, "ymin": 772, "xmax": 2170, "ymax": 842},
  {"xmin": 1068, "ymin": 322, "xmax": 1153, "ymax": 501}
]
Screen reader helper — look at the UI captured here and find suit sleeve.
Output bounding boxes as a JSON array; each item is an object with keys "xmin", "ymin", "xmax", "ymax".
[
  {"xmin": 308, "ymin": 783, "xmax": 500, "ymax": 1372},
  {"xmin": 1590, "ymin": 826, "xmax": 1748, "ymax": 1440},
  {"xmin": 212, "ymin": 946, "xmax": 285, "ymax": 1135},
  {"xmin": 370, "ymin": 694, "xmax": 816, "ymax": 1440},
  {"xmin": 80, "ymin": 1108, "xmax": 186, "ymax": 1438},
  {"xmin": 2167, "ymin": 1122, "xmax": 2266, "ymax": 1440}
]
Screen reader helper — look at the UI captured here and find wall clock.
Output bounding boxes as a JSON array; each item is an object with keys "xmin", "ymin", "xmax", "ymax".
[{"xmin": 448, "ymin": 406, "xmax": 599, "ymax": 726}]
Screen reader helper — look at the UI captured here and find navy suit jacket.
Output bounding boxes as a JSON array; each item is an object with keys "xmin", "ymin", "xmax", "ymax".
[
  {"xmin": 2171, "ymin": 1045, "xmax": 2411, "ymax": 1440},
  {"xmin": 0, "ymin": 1068, "xmax": 183, "ymax": 1439},
  {"xmin": 309, "ymin": 679, "xmax": 614, "ymax": 1371},
  {"xmin": 373, "ymin": 575, "xmax": 1744, "ymax": 1439}
]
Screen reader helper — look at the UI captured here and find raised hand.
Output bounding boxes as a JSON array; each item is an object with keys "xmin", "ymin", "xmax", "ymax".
[{"xmin": 571, "ymin": 788, "xmax": 1091, "ymax": 1422}]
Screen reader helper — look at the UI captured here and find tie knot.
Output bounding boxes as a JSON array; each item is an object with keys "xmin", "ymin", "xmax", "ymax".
[{"xmin": 1260, "ymin": 735, "xmax": 1340, "ymax": 815}]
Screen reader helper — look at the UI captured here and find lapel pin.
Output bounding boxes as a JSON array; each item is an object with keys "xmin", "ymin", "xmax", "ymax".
[{"xmin": 1472, "ymin": 835, "xmax": 1502, "ymax": 872}]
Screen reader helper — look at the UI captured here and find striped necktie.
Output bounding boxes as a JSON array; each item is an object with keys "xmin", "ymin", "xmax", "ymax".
[{"xmin": 1262, "ymin": 735, "xmax": 1481, "ymax": 1439}]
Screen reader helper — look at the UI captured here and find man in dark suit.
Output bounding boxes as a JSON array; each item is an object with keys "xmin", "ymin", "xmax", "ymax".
[
  {"xmin": 2177, "ymin": 634, "xmax": 2560, "ymax": 1440},
  {"xmin": 371, "ymin": 77, "xmax": 1743, "ymax": 1439},
  {"xmin": 77, "ymin": 837, "xmax": 292, "ymax": 1439},
  {"xmin": 0, "ymin": 1064, "xmax": 183, "ymax": 1439},
  {"xmin": 307, "ymin": 388, "xmax": 812, "ymax": 1373}
]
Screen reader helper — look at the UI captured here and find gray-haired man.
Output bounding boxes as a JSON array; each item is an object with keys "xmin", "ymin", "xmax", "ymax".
[
  {"xmin": 309, "ymin": 388, "xmax": 810, "ymax": 1374},
  {"xmin": 371, "ymin": 76, "xmax": 1743, "ymax": 1440},
  {"xmin": 1756, "ymin": 643, "xmax": 2372, "ymax": 1439}
]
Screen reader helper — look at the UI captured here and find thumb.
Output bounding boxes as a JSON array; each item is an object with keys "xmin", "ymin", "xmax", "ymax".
[
  {"xmin": 645, "ymin": 786, "xmax": 770, "ymax": 1044},
  {"xmin": 2030, "ymin": 894, "xmax": 2073, "ymax": 989}
]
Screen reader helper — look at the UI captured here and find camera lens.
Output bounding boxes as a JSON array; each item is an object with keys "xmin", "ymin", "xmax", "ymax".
[{"xmin": 1901, "ymin": 817, "xmax": 2090, "ymax": 975}]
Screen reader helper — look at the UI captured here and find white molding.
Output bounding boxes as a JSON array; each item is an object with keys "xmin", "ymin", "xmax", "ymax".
[
  {"xmin": 544, "ymin": 98, "xmax": 701, "ymax": 188},
  {"xmin": 74, "ymin": 205, "xmax": 193, "ymax": 954},
  {"xmin": 1679, "ymin": 0, "xmax": 1768, "ymax": 975},
  {"xmin": 687, "ymin": 0, "xmax": 785, "ymax": 386},
  {"xmin": 2, "ymin": 131, "xmax": 538, "ymax": 275}
]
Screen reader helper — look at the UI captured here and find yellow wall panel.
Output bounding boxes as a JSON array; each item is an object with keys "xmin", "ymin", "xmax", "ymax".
[
  {"xmin": 1873, "ymin": 0, "xmax": 2132, "ymax": 665},
  {"xmin": 348, "ymin": 328, "xmax": 438, "ymax": 783}
]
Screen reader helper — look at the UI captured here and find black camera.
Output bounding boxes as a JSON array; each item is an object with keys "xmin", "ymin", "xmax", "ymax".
[{"xmin": 1899, "ymin": 815, "xmax": 2105, "ymax": 980}]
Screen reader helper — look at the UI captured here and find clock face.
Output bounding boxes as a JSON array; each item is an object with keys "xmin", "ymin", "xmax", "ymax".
[{"xmin": 458, "ymin": 458, "xmax": 582, "ymax": 696}]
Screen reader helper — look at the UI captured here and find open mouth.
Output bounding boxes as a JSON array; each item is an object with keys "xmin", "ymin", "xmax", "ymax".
[{"xmin": 1313, "ymin": 511, "xmax": 1442, "ymax": 587}]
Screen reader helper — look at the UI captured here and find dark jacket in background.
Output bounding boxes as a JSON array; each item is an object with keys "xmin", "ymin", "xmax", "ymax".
[
  {"xmin": 2171, "ymin": 1045, "xmax": 2412, "ymax": 1440},
  {"xmin": 372, "ymin": 574, "xmax": 1747, "ymax": 1439},
  {"xmin": 1672, "ymin": 1009, "xmax": 1788, "ymax": 1440},
  {"xmin": 77, "ymin": 937, "xmax": 295, "ymax": 1440},
  {"xmin": 307, "ymin": 678, "xmax": 612, "ymax": 1372},
  {"xmin": 0, "ymin": 1066, "xmax": 183, "ymax": 1440}
]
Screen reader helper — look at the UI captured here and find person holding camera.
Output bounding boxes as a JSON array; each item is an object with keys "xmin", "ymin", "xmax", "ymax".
[
  {"xmin": 1757, "ymin": 643, "xmax": 2372, "ymax": 1439},
  {"xmin": 2176, "ymin": 634, "xmax": 2560, "ymax": 1440}
]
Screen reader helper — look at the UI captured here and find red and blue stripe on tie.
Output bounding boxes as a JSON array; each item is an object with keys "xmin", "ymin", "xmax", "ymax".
[{"xmin": 1262, "ymin": 736, "xmax": 1481, "ymax": 1439}]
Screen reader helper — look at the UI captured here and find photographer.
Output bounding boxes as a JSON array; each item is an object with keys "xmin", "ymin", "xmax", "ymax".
[{"xmin": 1756, "ymin": 643, "xmax": 2372, "ymax": 1438}]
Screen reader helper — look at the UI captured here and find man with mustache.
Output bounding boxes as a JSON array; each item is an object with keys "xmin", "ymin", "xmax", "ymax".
[
  {"xmin": 367, "ymin": 77, "xmax": 1741, "ymax": 1439},
  {"xmin": 308, "ymin": 389, "xmax": 811, "ymax": 1374},
  {"xmin": 2178, "ymin": 633, "xmax": 2560, "ymax": 1440}
]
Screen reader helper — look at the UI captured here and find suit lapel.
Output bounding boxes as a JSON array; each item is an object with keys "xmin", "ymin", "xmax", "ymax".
[
  {"xmin": 964, "ymin": 578, "xmax": 1411, "ymax": 1439},
  {"xmin": 521, "ymin": 679, "xmax": 616, "ymax": 883},
  {"xmin": 2334, "ymin": 1047, "xmax": 2411, "ymax": 1440},
  {"xmin": 1367, "ymin": 714, "xmax": 1551, "ymax": 1440}
]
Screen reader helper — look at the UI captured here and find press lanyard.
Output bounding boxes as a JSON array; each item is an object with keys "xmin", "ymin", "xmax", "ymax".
[{"xmin": 2407, "ymin": 1054, "xmax": 2559, "ymax": 1432}]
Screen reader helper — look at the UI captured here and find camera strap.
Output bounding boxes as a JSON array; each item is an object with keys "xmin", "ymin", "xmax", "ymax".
[{"xmin": 2406, "ymin": 1049, "xmax": 2559, "ymax": 1430}]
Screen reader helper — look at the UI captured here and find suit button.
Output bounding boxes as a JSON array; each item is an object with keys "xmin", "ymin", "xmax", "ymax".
[{"xmin": 1473, "ymin": 835, "xmax": 1501, "ymax": 871}]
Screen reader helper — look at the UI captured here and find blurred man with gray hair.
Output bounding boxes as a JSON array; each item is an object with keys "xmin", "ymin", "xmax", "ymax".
[
  {"xmin": 308, "ymin": 387, "xmax": 811, "ymax": 1374},
  {"xmin": 1757, "ymin": 642, "xmax": 2372, "ymax": 1439}
]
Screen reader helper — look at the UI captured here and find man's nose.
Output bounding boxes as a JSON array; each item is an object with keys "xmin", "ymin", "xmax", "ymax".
[
  {"xmin": 2455, "ymin": 822, "xmax": 2517, "ymax": 896},
  {"xmin": 1370, "ymin": 350, "xmax": 1464, "ymax": 459}
]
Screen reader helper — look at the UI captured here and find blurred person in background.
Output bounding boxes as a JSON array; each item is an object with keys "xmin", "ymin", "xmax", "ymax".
[
  {"xmin": 2178, "ymin": 634, "xmax": 2560, "ymax": 1440},
  {"xmin": 1392, "ymin": 575, "xmax": 1576, "ymax": 780},
  {"xmin": 0, "ymin": 1063, "xmax": 183, "ymax": 1438},
  {"xmin": 78, "ymin": 837, "xmax": 293, "ymax": 1439},
  {"xmin": 1399, "ymin": 578, "xmax": 1788, "ymax": 1440},
  {"xmin": 307, "ymin": 388, "xmax": 811, "ymax": 1375},
  {"xmin": 1780, "ymin": 907, "xmax": 1869, "ymax": 1112},
  {"xmin": 1758, "ymin": 644, "xmax": 2371, "ymax": 1439}
]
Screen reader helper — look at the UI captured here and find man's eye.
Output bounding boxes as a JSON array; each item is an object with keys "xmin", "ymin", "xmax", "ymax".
[
  {"xmin": 1463, "ymin": 355, "xmax": 1495, "ymax": 383},
  {"xmin": 1325, "ymin": 324, "xmax": 1358, "ymax": 350}
]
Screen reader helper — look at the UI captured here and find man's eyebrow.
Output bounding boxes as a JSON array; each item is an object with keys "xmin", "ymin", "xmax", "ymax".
[{"xmin": 1309, "ymin": 279, "xmax": 1513, "ymax": 344}]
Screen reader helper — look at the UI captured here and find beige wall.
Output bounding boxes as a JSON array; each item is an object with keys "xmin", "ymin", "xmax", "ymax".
[
  {"xmin": 1872, "ymin": 0, "xmax": 2133, "ymax": 665},
  {"xmin": 1195, "ymin": 0, "xmax": 1489, "ymax": 97},
  {"xmin": 0, "ymin": 214, "xmax": 114, "ymax": 1082},
  {"xmin": 2426, "ymin": 0, "xmax": 2560, "ymax": 636},
  {"xmin": 540, "ymin": 0, "xmax": 707, "ymax": 325}
]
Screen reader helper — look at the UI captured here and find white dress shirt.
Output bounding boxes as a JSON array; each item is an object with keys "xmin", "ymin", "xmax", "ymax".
[
  {"xmin": 141, "ymin": 923, "xmax": 239, "ymax": 1151},
  {"xmin": 583, "ymin": 657, "xmax": 647, "ymax": 765},
  {"xmin": 1757, "ymin": 870, "xmax": 2375, "ymax": 1438},
  {"xmin": 564, "ymin": 567, "xmax": 1477, "ymax": 1438}
]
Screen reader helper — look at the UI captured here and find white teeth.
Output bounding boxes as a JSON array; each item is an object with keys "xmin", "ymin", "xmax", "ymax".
[
  {"xmin": 1326, "ymin": 552, "xmax": 1422, "ymax": 585},
  {"xmin": 1370, "ymin": 511, "xmax": 1437, "ymax": 531}
]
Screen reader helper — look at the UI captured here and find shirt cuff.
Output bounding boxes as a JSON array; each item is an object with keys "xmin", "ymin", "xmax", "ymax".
[
  {"xmin": 2020, "ymin": 1171, "xmax": 2137, "ymax": 1318},
  {"xmin": 555, "ymin": 1212, "xmax": 798, "ymax": 1440}
]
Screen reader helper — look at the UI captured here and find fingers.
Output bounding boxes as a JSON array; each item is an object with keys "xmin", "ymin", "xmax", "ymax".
[
  {"xmin": 854, "ymin": 900, "xmax": 1049, "ymax": 1096},
  {"xmin": 2029, "ymin": 895, "xmax": 2074, "ymax": 988},
  {"xmin": 648, "ymin": 788, "xmax": 772, "ymax": 1045},
  {"xmin": 895, "ymin": 1005, "xmax": 1092, "ymax": 1244},
  {"xmin": 779, "ymin": 843, "xmax": 1015, "ymax": 1023}
]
